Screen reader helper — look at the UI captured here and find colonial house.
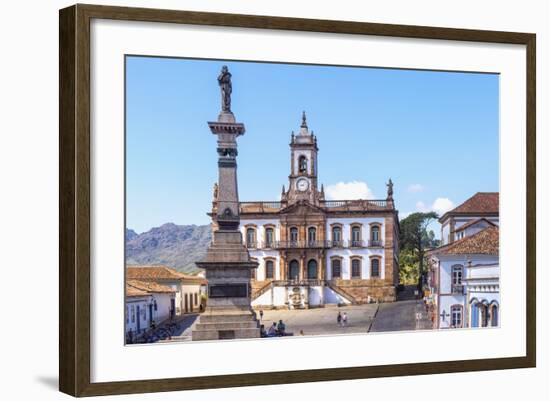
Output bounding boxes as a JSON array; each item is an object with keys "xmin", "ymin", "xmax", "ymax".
[
  {"xmin": 126, "ymin": 265, "xmax": 207, "ymax": 315},
  {"xmin": 427, "ymin": 192, "xmax": 499, "ymax": 329},
  {"xmin": 125, "ymin": 280, "xmax": 175, "ymax": 341},
  {"xmin": 214, "ymin": 113, "xmax": 400, "ymax": 309}
]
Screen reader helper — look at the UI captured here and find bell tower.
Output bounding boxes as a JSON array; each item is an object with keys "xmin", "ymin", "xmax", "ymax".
[{"xmin": 285, "ymin": 112, "xmax": 321, "ymax": 205}]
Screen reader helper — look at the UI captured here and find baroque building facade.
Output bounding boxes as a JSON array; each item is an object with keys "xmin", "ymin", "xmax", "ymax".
[{"xmin": 210, "ymin": 113, "xmax": 400, "ymax": 308}]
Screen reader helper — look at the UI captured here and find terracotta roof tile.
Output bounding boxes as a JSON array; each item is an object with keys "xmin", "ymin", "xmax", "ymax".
[
  {"xmin": 125, "ymin": 284, "xmax": 149, "ymax": 297},
  {"xmin": 126, "ymin": 279, "xmax": 175, "ymax": 294},
  {"xmin": 449, "ymin": 192, "xmax": 499, "ymax": 214},
  {"xmin": 126, "ymin": 265, "xmax": 207, "ymax": 284},
  {"xmin": 433, "ymin": 226, "xmax": 499, "ymax": 256}
]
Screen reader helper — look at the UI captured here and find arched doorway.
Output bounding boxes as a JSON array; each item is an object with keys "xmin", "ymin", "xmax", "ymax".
[
  {"xmin": 471, "ymin": 301, "xmax": 479, "ymax": 327},
  {"xmin": 307, "ymin": 259, "xmax": 318, "ymax": 279},
  {"xmin": 480, "ymin": 303, "xmax": 489, "ymax": 327},
  {"xmin": 490, "ymin": 303, "xmax": 499, "ymax": 327},
  {"xmin": 289, "ymin": 260, "xmax": 299, "ymax": 280}
]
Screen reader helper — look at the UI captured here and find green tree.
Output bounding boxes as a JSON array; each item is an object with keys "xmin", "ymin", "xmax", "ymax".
[
  {"xmin": 398, "ymin": 248, "xmax": 419, "ymax": 285},
  {"xmin": 399, "ymin": 212, "xmax": 438, "ymax": 291}
]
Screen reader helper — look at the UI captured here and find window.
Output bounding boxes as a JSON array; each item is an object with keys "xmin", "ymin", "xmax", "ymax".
[
  {"xmin": 371, "ymin": 225, "xmax": 380, "ymax": 241},
  {"xmin": 141, "ymin": 307, "xmax": 146, "ymax": 321},
  {"xmin": 332, "ymin": 226, "xmax": 342, "ymax": 246},
  {"xmin": 451, "ymin": 265, "xmax": 463, "ymax": 293},
  {"xmin": 194, "ymin": 293, "xmax": 198, "ymax": 305},
  {"xmin": 351, "ymin": 259, "xmax": 361, "ymax": 278},
  {"xmin": 307, "ymin": 259, "xmax": 318, "ymax": 279},
  {"xmin": 153, "ymin": 300, "xmax": 158, "ymax": 311},
  {"xmin": 451, "ymin": 305, "xmax": 463, "ymax": 328},
  {"xmin": 308, "ymin": 227, "xmax": 316, "ymax": 244},
  {"xmin": 351, "ymin": 225, "xmax": 362, "ymax": 246},
  {"xmin": 246, "ymin": 228, "xmax": 256, "ymax": 248},
  {"xmin": 298, "ymin": 155, "xmax": 307, "ymax": 173},
  {"xmin": 265, "ymin": 260, "xmax": 274, "ymax": 279},
  {"xmin": 370, "ymin": 258, "xmax": 380, "ymax": 278},
  {"xmin": 370, "ymin": 225, "xmax": 381, "ymax": 246},
  {"xmin": 131, "ymin": 305, "xmax": 135, "ymax": 323},
  {"xmin": 452, "ymin": 265, "xmax": 463, "ymax": 285},
  {"xmin": 265, "ymin": 227, "xmax": 274, "ymax": 248},
  {"xmin": 290, "ymin": 227, "xmax": 299, "ymax": 242},
  {"xmin": 331, "ymin": 259, "xmax": 341, "ymax": 279},
  {"xmin": 126, "ymin": 306, "xmax": 129, "ymax": 324}
]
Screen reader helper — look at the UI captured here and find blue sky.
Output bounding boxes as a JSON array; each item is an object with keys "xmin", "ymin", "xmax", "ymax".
[{"xmin": 126, "ymin": 56, "xmax": 499, "ymax": 235}]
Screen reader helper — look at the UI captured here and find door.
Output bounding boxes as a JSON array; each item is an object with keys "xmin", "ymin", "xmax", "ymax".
[
  {"xmin": 307, "ymin": 259, "xmax": 318, "ymax": 279},
  {"xmin": 136, "ymin": 305, "xmax": 141, "ymax": 332},
  {"xmin": 471, "ymin": 303, "xmax": 479, "ymax": 327},
  {"xmin": 148, "ymin": 303, "xmax": 153, "ymax": 326},
  {"xmin": 289, "ymin": 260, "xmax": 299, "ymax": 280}
]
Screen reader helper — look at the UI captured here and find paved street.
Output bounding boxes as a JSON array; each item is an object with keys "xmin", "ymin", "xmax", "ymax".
[
  {"xmin": 369, "ymin": 300, "xmax": 432, "ymax": 332},
  {"xmin": 162, "ymin": 298, "xmax": 432, "ymax": 342},
  {"xmin": 259, "ymin": 304, "xmax": 378, "ymax": 336}
]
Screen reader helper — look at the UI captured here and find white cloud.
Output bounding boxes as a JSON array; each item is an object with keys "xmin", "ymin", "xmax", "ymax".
[
  {"xmin": 325, "ymin": 181, "xmax": 375, "ymax": 200},
  {"xmin": 407, "ymin": 184, "xmax": 425, "ymax": 193},
  {"xmin": 432, "ymin": 197, "xmax": 455, "ymax": 216},
  {"xmin": 415, "ymin": 197, "xmax": 455, "ymax": 216}
]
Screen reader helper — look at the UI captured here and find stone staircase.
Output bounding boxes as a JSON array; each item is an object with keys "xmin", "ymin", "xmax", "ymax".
[
  {"xmin": 251, "ymin": 281, "xmax": 273, "ymax": 301},
  {"xmin": 326, "ymin": 282, "xmax": 357, "ymax": 304},
  {"xmin": 191, "ymin": 310, "xmax": 260, "ymax": 341}
]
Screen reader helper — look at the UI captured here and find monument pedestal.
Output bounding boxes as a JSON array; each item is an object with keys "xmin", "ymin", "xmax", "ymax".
[{"xmin": 192, "ymin": 256, "xmax": 260, "ymax": 341}]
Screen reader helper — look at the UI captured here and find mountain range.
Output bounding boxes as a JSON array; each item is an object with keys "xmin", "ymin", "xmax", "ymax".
[{"xmin": 125, "ymin": 223, "xmax": 212, "ymax": 274}]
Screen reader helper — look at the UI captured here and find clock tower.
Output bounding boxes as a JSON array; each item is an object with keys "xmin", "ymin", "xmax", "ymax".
[{"xmin": 284, "ymin": 112, "xmax": 323, "ymax": 205}]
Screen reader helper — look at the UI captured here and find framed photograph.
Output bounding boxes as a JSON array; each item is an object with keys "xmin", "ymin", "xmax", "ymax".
[{"xmin": 59, "ymin": 4, "xmax": 536, "ymax": 397}]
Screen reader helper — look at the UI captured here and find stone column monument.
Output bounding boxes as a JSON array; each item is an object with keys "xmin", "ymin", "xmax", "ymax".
[{"xmin": 192, "ymin": 66, "xmax": 260, "ymax": 341}]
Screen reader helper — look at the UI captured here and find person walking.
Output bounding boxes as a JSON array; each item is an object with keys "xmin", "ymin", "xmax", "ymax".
[
  {"xmin": 259, "ymin": 309, "xmax": 264, "ymax": 321},
  {"xmin": 337, "ymin": 311, "xmax": 342, "ymax": 327},
  {"xmin": 342, "ymin": 312, "xmax": 348, "ymax": 327}
]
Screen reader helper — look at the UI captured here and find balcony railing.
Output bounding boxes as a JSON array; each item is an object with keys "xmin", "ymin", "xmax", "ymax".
[
  {"xmin": 451, "ymin": 284, "xmax": 464, "ymax": 294},
  {"xmin": 272, "ymin": 279, "xmax": 325, "ymax": 287},
  {"xmin": 247, "ymin": 239, "xmax": 383, "ymax": 250},
  {"xmin": 240, "ymin": 199, "xmax": 393, "ymax": 213},
  {"xmin": 273, "ymin": 240, "xmax": 331, "ymax": 249},
  {"xmin": 321, "ymin": 199, "xmax": 391, "ymax": 210},
  {"xmin": 240, "ymin": 202, "xmax": 282, "ymax": 213}
]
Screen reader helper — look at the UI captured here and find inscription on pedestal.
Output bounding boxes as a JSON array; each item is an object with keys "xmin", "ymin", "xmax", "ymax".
[{"xmin": 209, "ymin": 284, "xmax": 248, "ymax": 298}]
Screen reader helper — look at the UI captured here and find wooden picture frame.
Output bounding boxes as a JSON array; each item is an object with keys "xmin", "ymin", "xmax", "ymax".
[{"xmin": 59, "ymin": 3, "xmax": 536, "ymax": 397}]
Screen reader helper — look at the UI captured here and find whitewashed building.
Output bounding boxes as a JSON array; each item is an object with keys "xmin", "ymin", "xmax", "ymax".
[
  {"xmin": 126, "ymin": 265, "xmax": 207, "ymax": 315},
  {"xmin": 125, "ymin": 280, "xmax": 175, "ymax": 341},
  {"xmin": 220, "ymin": 113, "xmax": 400, "ymax": 308},
  {"xmin": 427, "ymin": 192, "xmax": 499, "ymax": 329}
]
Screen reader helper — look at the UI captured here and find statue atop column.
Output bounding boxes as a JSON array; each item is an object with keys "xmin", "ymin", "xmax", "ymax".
[
  {"xmin": 387, "ymin": 178, "xmax": 394, "ymax": 200},
  {"xmin": 218, "ymin": 65, "xmax": 232, "ymax": 113}
]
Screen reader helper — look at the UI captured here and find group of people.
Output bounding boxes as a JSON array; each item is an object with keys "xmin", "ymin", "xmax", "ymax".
[
  {"xmin": 256, "ymin": 309, "xmax": 351, "ymax": 338},
  {"xmin": 337, "ymin": 311, "xmax": 349, "ymax": 327},
  {"xmin": 260, "ymin": 320, "xmax": 287, "ymax": 337}
]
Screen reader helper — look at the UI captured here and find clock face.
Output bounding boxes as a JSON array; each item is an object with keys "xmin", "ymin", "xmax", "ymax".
[{"xmin": 296, "ymin": 178, "xmax": 309, "ymax": 192}]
